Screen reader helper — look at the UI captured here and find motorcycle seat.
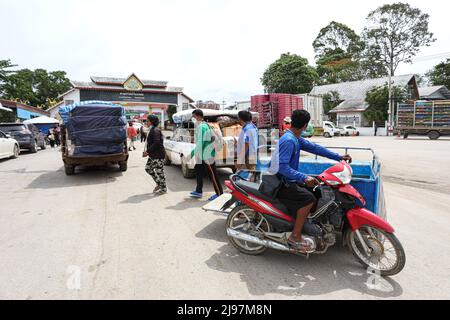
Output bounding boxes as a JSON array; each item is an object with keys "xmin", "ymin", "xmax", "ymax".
[{"xmin": 235, "ymin": 180, "xmax": 290, "ymax": 214}]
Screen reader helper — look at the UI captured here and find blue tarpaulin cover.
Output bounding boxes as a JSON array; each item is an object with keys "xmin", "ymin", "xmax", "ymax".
[{"xmin": 59, "ymin": 101, "xmax": 127, "ymax": 157}]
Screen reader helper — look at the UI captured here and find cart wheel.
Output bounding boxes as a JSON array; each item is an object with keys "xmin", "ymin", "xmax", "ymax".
[
  {"xmin": 65, "ymin": 165, "xmax": 75, "ymax": 176},
  {"xmin": 181, "ymin": 157, "xmax": 195, "ymax": 179},
  {"xmin": 119, "ymin": 161, "xmax": 128, "ymax": 172},
  {"xmin": 428, "ymin": 131, "xmax": 440, "ymax": 140}
]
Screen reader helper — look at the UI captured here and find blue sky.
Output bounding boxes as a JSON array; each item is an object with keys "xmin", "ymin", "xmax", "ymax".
[{"xmin": 1, "ymin": 0, "xmax": 449, "ymax": 105}]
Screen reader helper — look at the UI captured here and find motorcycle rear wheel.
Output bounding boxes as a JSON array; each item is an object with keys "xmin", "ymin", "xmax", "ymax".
[
  {"xmin": 226, "ymin": 205, "xmax": 271, "ymax": 255},
  {"xmin": 347, "ymin": 226, "xmax": 405, "ymax": 276}
]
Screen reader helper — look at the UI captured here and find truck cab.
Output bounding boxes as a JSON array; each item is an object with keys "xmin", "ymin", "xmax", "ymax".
[{"xmin": 322, "ymin": 121, "xmax": 340, "ymax": 138}]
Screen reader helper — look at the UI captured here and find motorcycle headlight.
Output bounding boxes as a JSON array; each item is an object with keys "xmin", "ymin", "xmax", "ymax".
[{"xmin": 332, "ymin": 165, "xmax": 352, "ymax": 184}]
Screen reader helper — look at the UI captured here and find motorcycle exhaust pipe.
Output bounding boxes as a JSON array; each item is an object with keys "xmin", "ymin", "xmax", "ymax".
[{"xmin": 227, "ymin": 228, "xmax": 291, "ymax": 252}]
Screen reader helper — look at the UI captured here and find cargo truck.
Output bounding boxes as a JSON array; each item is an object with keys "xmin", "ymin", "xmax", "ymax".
[
  {"xmin": 59, "ymin": 101, "xmax": 129, "ymax": 175},
  {"xmin": 396, "ymin": 100, "xmax": 450, "ymax": 140}
]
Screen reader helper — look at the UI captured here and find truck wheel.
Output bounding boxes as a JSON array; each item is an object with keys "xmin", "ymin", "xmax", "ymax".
[
  {"xmin": 119, "ymin": 161, "xmax": 128, "ymax": 172},
  {"xmin": 30, "ymin": 140, "xmax": 38, "ymax": 153},
  {"xmin": 324, "ymin": 132, "xmax": 331, "ymax": 138},
  {"xmin": 164, "ymin": 153, "xmax": 171, "ymax": 166},
  {"xmin": 428, "ymin": 131, "xmax": 440, "ymax": 140},
  {"xmin": 181, "ymin": 157, "xmax": 195, "ymax": 179},
  {"xmin": 65, "ymin": 165, "xmax": 75, "ymax": 176}
]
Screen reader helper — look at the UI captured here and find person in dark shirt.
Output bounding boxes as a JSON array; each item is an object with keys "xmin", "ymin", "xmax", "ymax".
[
  {"xmin": 270, "ymin": 110, "xmax": 352, "ymax": 252},
  {"xmin": 143, "ymin": 115, "xmax": 167, "ymax": 193}
]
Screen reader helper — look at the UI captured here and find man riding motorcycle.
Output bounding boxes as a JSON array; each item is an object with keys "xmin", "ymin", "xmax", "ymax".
[{"xmin": 269, "ymin": 110, "xmax": 352, "ymax": 252}]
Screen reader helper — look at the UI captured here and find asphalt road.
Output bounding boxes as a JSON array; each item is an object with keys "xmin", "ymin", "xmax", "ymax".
[{"xmin": 0, "ymin": 136, "xmax": 449, "ymax": 300}]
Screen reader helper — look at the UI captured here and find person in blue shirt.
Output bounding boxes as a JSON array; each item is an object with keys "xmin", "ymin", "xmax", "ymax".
[
  {"xmin": 236, "ymin": 111, "xmax": 258, "ymax": 171},
  {"xmin": 270, "ymin": 110, "xmax": 352, "ymax": 252}
]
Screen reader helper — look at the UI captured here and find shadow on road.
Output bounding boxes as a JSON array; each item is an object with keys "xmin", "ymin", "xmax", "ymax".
[
  {"xmin": 26, "ymin": 166, "xmax": 123, "ymax": 189},
  {"xmin": 165, "ymin": 198, "xmax": 207, "ymax": 211},
  {"xmin": 120, "ymin": 193, "xmax": 164, "ymax": 204},
  {"xmin": 198, "ymin": 219, "xmax": 403, "ymax": 298}
]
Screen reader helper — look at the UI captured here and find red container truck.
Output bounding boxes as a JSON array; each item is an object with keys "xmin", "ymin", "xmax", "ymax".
[{"xmin": 251, "ymin": 94, "xmax": 304, "ymax": 129}]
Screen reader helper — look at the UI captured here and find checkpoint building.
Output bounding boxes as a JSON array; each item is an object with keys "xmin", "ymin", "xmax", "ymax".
[{"xmin": 58, "ymin": 74, "xmax": 194, "ymax": 123}]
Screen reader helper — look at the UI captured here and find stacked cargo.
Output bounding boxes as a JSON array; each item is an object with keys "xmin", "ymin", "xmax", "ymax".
[
  {"xmin": 414, "ymin": 101, "xmax": 434, "ymax": 126},
  {"xmin": 59, "ymin": 101, "xmax": 127, "ymax": 157},
  {"xmin": 433, "ymin": 101, "xmax": 450, "ymax": 127},
  {"xmin": 397, "ymin": 103, "xmax": 415, "ymax": 127},
  {"xmin": 250, "ymin": 94, "xmax": 304, "ymax": 128},
  {"xmin": 396, "ymin": 100, "xmax": 450, "ymax": 140}
]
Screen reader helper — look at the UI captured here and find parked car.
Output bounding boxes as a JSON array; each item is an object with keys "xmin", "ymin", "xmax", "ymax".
[
  {"xmin": 164, "ymin": 127, "xmax": 237, "ymax": 178},
  {"xmin": 342, "ymin": 125, "xmax": 360, "ymax": 136},
  {"xmin": 0, "ymin": 130, "xmax": 20, "ymax": 160},
  {"xmin": 322, "ymin": 121, "xmax": 340, "ymax": 138},
  {"xmin": 0, "ymin": 123, "xmax": 46, "ymax": 153}
]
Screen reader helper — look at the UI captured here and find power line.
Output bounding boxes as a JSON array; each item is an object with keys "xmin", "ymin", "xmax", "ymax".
[{"xmin": 412, "ymin": 52, "xmax": 450, "ymax": 62}]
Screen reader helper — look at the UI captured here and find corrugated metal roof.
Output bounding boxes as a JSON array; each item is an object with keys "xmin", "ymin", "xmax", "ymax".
[
  {"xmin": 310, "ymin": 74, "xmax": 416, "ymax": 100},
  {"xmin": 329, "ymin": 99, "xmax": 369, "ymax": 113},
  {"xmin": 419, "ymin": 86, "xmax": 450, "ymax": 99}
]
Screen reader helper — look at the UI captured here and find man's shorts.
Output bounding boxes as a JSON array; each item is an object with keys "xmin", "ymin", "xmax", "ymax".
[{"xmin": 277, "ymin": 183, "xmax": 316, "ymax": 216}]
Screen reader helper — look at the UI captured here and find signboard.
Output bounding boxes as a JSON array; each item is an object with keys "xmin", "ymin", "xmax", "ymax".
[{"xmin": 80, "ymin": 90, "xmax": 178, "ymax": 104}]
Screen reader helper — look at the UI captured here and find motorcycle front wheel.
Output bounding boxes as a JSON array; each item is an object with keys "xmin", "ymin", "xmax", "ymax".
[
  {"xmin": 226, "ymin": 205, "xmax": 271, "ymax": 255},
  {"xmin": 347, "ymin": 226, "xmax": 406, "ymax": 276}
]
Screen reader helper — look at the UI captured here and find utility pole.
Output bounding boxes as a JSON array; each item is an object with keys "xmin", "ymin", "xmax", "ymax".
[
  {"xmin": 222, "ymin": 98, "xmax": 226, "ymax": 111},
  {"xmin": 388, "ymin": 73, "xmax": 393, "ymax": 136}
]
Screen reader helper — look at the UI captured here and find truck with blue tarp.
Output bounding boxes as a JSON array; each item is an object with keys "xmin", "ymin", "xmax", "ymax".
[{"xmin": 59, "ymin": 101, "xmax": 129, "ymax": 175}]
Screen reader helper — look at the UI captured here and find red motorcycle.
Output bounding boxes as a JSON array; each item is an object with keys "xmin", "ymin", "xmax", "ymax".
[{"xmin": 223, "ymin": 161, "xmax": 405, "ymax": 276}]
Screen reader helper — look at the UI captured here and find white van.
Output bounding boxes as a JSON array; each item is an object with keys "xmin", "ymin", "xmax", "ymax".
[{"xmin": 322, "ymin": 121, "xmax": 341, "ymax": 138}]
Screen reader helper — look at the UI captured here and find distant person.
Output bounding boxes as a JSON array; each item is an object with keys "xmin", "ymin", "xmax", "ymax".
[
  {"xmin": 236, "ymin": 110, "xmax": 258, "ymax": 171},
  {"xmin": 143, "ymin": 115, "xmax": 167, "ymax": 194},
  {"xmin": 53, "ymin": 125, "xmax": 61, "ymax": 146},
  {"xmin": 374, "ymin": 123, "xmax": 378, "ymax": 136},
  {"xmin": 189, "ymin": 109, "xmax": 223, "ymax": 201},
  {"xmin": 282, "ymin": 117, "xmax": 292, "ymax": 135},
  {"xmin": 141, "ymin": 123, "xmax": 148, "ymax": 143},
  {"xmin": 127, "ymin": 122, "xmax": 138, "ymax": 151},
  {"xmin": 48, "ymin": 129, "xmax": 56, "ymax": 148}
]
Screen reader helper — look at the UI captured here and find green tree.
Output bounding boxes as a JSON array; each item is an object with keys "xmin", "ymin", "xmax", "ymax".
[
  {"xmin": 321, "ymin": 91, "xmax": 340, "ymax": 121},
  {"xmin": 426, "ymin": 59, "xmax": 450, "ymax": 89},
  {"xmin": 362, "ymin": 2, "xmax": 436, "ymax": 76},
  {"xmin": 261, "ymin": 53, "xmax": 318, "ymax": 94},
  {"xmin": 364, "ymin": 85, "xmax": 407, "ymax": 122},
  {"xmin": 0, "ymin": 59, "xmax": 17, "ymax": 94},
  {"xmin": 1, "ymin": 68, "xmax": 71, "ymax": 110},
  {"xmin": 313, "ymin": 22, "xmax": 363, "ymax": 84},
  {"xmin": 313, "ymin": 21, "xmax": 363, "ymax": 60},
  {"xmin": 313, "ymin": 22, "xmax": 387, "ymax": 84}
]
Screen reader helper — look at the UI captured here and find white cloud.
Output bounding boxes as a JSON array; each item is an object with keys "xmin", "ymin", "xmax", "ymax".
[{"xmin": 1, "ymin": 0, "xmax": 449, "ymax": 104}]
